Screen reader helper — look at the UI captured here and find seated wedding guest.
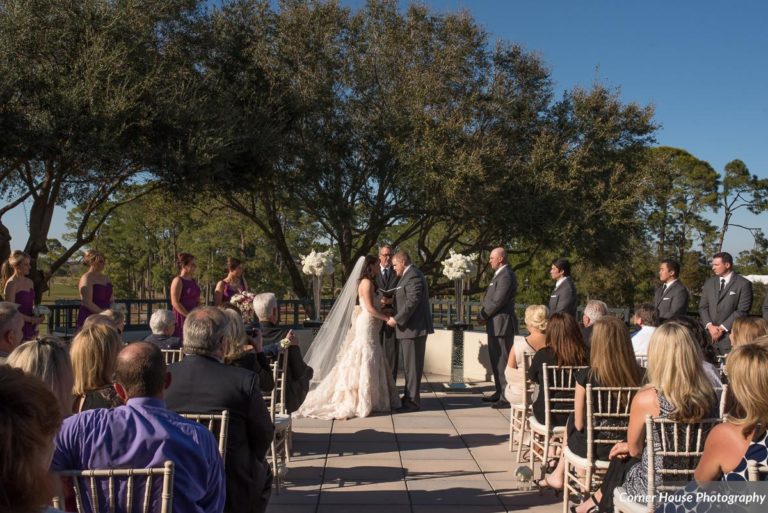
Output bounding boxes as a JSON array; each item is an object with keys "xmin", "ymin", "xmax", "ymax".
[
  {"xmin": 504, "ymin": 304, "xmax": 548, "ymax": 406},
  {"xmin": 581, "ymin": 299, "xmax": 607, "ymax": 349},
  {"xmin": 664, "ymin": 316, "xmax": 722, "ymax": 391},
  {"xmin": 0, "ymin": 301, "xmax": 24, "ymax": 364},
  {"xmin": 573, "ymin": 322, "xmax": 717, "ymax": 513},
  {"xmin": 52, "ymin": 342, "xmax": 225, "ymax": 513},
  {"xmin": 165, "ymin": 307, "xmax": 274, "ymax": 513},
  {"xmin": 730, "ymin": 315, "xmax": 768, "ymax": 348},
  {"xmin": 144, "ymin": 309, "xmax": 181, "ymax": 349},
  {"xmin": 8, "ymin": 336, "xmax": 74, "ymax": 419},
  {"xmin": 221, "ymin": 308, "xmax": 274, "ymax": 393},
  {"xmin": 253, "ymin": 292, "xmax": 313, "ymax": 412},
  {"xmin": 70, "ymin": 324, "xmax": 124, "ymax": 413},
  {"xmin": 537, "ymin": 316, "xmax": 643, "ymax": 491},
  {"xmin": 695, "ymin": 343, "xmax": 768, "ymax": 480},
  {"xmin": 0, "ymin": 366, "xmax": 65, "ymax": 513},
  {"xmin": 101, "ymin": 308, "xmax": 126, "ymax": 334},
  {"xmin": 528, "ymin": 312, "xmax": 588, "ymax": 427},
  {"xmin": 630, "ymin": 303, "xmax": 658, "ymax": 355}
]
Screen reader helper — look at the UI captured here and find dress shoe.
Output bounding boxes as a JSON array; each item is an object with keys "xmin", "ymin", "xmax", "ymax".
[
  {"xmin": 482, "ymin": 393, "xmax": 501, "ymax": 403},
  {"xmin": 491, "ymin": 399, "xmax": 510, "ymax": 409},
  {"xmin": 396, "ymin": 400, "xmax": 420, "ymax": 413}
]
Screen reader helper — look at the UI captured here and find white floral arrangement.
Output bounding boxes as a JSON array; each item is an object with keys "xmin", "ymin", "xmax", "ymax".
[
  {"xmin": 279, "ymin": 337, "xmax": 292, "ymax": 349},
  {"xmin": 441, "ymin": 250, "xmax": 478, "ymax": 280},
  {"xmin": 231, "ymin": 291, "xmax": 258, "ymax": 322},
  {"xmin": 301, "ymin": 250, "xmax": 334, "ymax": 277},
  {"xmin": 33, "ymin": 305, "xmax": 51, "ymax": 317}
]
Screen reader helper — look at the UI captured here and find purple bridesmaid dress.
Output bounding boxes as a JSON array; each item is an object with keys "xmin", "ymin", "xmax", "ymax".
[
  {"xmin": 221, "ymin": 280, "xmax": 246, "ymax": 304},
  {"xmin": 15, "ymin": 289, "xmax": 37, "ymax": 341},
  {"xmin": 76, "ymin": 283, "xmax": 114, "ymax": 329},
  {"xmin": 173, "ymin": 277, "xmax": 201, "ymax": 340}
]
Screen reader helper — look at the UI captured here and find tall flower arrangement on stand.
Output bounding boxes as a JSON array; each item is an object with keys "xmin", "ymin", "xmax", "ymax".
[
  {"xmin": 301, "ymin": 250, "xmax": 334, "ymax": 321},
  {"xmin": 441, "ymin": 250, "xmax": 477, "ymax": 324}
]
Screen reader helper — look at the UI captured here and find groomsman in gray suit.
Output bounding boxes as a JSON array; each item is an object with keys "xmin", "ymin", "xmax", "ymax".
[
  {"xmin": 654, "ymin": 259, "xmax": 690, "ymax": 321},
  {"xmin": 375, "ymin": 244, "xmax": 399, "ymax": 381},
  {"xmin": 477, "ymin": 247, "xmax": 517, "ymax": 409},
  {"xmin": 387, "ymin": 251, "xmax": 434, "ymax": 412},
  {"xmin": 548, "ymin": 258, "xmax": 578, "ymax": 318},
  {"xmin": 699, "ymin": 252, "xmax": 753, "ymax": 355}
]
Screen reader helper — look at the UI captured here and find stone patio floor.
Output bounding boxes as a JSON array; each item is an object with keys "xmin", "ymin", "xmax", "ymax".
[{"xmin": 266, "ymin": 374, "xmax": 562, "ymax": 513}]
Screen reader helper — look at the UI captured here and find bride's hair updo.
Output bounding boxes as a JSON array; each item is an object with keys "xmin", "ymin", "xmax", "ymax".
[{"xmin": 358, "ymin": 255, "xmax": 379, "ymax": 286}]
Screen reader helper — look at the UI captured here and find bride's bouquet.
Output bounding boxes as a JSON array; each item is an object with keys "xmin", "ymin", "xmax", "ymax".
[
  {"xmin": 301, "ymin": 250, "xmax": 334, "ymax": 277},
  {"xmin": 231, "ymin": 291, "xmax": 258, "ymax": 323},
  {"xmin": 33, "ymin": 305, "xmax": 51, "ymax": 317},
  {"xmin": 441, "ymin": 250, "xmax": 478, "ymax": 280}
]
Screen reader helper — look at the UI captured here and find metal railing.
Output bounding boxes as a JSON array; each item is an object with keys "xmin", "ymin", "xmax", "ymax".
[{"xmin": 44, "ymin": 297, "xmax": 632, "ymax": 337}]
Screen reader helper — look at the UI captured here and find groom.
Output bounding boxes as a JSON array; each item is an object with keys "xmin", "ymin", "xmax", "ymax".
[{"xmin": 386, "ymin": 251, "xmax": 434, "ymax": 412}]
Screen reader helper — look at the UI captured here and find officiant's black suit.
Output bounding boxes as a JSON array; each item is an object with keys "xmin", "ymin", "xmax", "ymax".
[{"xmin": 376, "ymin": 265, "xmax": 400, "ymax": 381}]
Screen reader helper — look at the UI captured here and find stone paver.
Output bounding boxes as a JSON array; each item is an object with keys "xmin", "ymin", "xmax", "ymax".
[{"xmin": 267, "ymin": 374, "xmax": 560, "ymax": 513}]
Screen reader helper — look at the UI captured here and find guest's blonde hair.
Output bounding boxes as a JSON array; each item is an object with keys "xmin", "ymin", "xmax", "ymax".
[
  {"xmin": 524, "ymin": 305, "xmax": 548, "ymax": 333},
  {"xmin": 646, "ymin": 322, "xmax": 715, "ymax": 423},
  {"xmin": 70, "ymin": 324, "xmax": 123, "ymax": 395},
  {"xmin": 221, "ymin": 308, "xmax": 248, "ymax": 363},
  {"xmin": 725, "ymin": 343, "xmax": 768, "ymax": 438},
  {"xmin": 7, "ymin": 336, "xmax": 74, "ymax": 419},
  {"xmin": 730, "ymin": 316, "xmax": 768, "ymax": 347}
]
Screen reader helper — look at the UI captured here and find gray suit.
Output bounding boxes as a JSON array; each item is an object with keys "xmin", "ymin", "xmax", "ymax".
[
  {"xmin": 654, "ymin": 280, "xmax": 690, "ymax": 320},
  {"xmin": 479, "ymin": 265, "xmax": 518, "ymax": 397},
  {"xmin": 548, "ymin": 276, "xmax": 577, "ymax": 318},
  {"xmin": 376, "ymin": 266, "xmax": 400, "ymax": 381},
  {"xmin": 393, "ymin": 265, "xmax": 434, "ymax": 405},
  {"xmin": 699, "ymin": 273, "xmax": 753, "ymax": 354},
  {"xmin": 763, "ymin": 289, "xmax": 768, "ymax": 321}
]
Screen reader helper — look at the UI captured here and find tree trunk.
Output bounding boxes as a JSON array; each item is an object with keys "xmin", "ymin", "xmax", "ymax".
[{"xmin": 0, "ymin": 221, "xmax": 11, "ymax": 269}]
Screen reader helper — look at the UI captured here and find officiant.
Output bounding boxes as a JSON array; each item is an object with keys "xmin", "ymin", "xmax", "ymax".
[{"xmin": 376, "ymin": 244, "xmax": 399, "ymax": 381}]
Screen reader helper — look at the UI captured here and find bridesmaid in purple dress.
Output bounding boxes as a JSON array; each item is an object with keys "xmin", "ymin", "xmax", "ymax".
[
  {"xmin": 214, "ymin": 257, "xmax": 249, "ymax": 306},
  {"xmin": 2, "ymin": 250, "xmax": 44, "ymax": 341},
  {"xmin": 76, "ymin": 249, "xmax": 113, "ymax": 329},
  {"xmin": 170, "ymin": 252, "xmax": 201, "ymax": 340}
]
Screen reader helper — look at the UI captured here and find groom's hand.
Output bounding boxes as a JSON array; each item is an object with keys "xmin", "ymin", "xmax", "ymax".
[{"xmin": 386, "ymin": 317, "xmax": 397, "ymax": 328}]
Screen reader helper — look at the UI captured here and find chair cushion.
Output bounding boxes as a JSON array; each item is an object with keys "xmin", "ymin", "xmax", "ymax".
[{"xmin": 528, "ymin": 415, "xmax": 565, "ymax": 434}]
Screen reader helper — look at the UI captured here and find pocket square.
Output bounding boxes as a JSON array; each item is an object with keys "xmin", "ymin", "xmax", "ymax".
[
  {"xmin": 550, "ymin": 295, "xmax": 557, "ymax": 298},
  {"xmin": 729, "ymin": 291, "xmax": 736, "ymax": 295},
  {"xmin": 662, "ymin": 297, "xmax": 670, "ymax": 301},
  {"xmin": 489, "ymin": 282, "xmax": 495, "ymax": 286}
]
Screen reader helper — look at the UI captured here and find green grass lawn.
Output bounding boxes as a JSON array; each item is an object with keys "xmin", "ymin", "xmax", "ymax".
[{"xmin": 44, "ymin": 277, "xmax": 80, "ymax": 301}]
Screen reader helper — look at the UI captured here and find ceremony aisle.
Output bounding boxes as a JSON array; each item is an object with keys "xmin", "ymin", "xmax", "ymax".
[{"xmin": 267, "ymin": 374, "xmax": 562, "ymax": 513}]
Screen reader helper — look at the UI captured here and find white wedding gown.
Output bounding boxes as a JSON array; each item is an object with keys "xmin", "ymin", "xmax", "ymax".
[{"xmin": 296, "ymin": 300, "xmax": 400, "ymax": 420}]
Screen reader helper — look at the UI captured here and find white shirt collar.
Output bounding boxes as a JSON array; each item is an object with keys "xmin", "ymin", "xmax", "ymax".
[
  {"xmin": 664, "ymin": 279, "xmax": 677, "ymax": 287},
  {"xmin": 555, "ymin": 276, "xmax": 567, "ymax": 289},
  {"xmin": 720, "ymin": 272, "xmax": 733, "ymax": 286},
  {"xmin": 403, "ymin": 264, "xmax": 412, "ymax": 277},
  {"xmin": 493, "ymin": 264, "xmax": 507, "ymax": 277}
]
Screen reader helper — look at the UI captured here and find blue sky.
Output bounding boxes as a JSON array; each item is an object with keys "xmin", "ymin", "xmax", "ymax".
[{"xmin": 6, "ymin": 0, "xmax": 768, "ymax": 254}]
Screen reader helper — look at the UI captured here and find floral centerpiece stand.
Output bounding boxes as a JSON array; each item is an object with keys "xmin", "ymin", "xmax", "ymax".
[
  {"xmin": 441, "ymin": 250, "xmax": 477, "ymax": 391},
  {"xmin": 300, "ymin": 250, "xmax": 334, "ymax": 329}
]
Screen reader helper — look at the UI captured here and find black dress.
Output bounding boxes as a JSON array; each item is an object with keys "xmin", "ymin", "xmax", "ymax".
[
  {"xmin": 74, "ymin": 385, "xmax": 123, "ymax": 413},
  {"xmin": 566, "ymin": 368, "xmax": 612, "ymax": 460},
  {"xmin": 528, "ymin": 347, "xmax": 570, "ymax": 426}
]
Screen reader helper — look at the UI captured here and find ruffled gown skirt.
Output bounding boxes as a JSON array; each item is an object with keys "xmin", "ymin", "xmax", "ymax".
[{"xmin": 297, "ymin": 307, "xmax": 400, "ymax": 420}]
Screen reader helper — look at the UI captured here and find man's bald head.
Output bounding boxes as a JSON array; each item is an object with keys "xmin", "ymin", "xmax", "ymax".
[
  {"xmin": 489, "ymin": 247, "xmax": 507, "ymax": 271},
  {"xmin": 114, "ymin": 342, "xmax": 167, "ymax": 399}
]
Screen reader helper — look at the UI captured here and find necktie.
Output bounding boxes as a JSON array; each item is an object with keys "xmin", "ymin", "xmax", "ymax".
[
  {"xmin": 720, "ymin": 278, "xmax": 725, "ymax": 292},
  {"xmin": 384, "ymin": 268, "xmax": 390, "ymax": 281},
  {"xmin": 662, "ymin": 284, "xmax": 667, "ymax": 294}
]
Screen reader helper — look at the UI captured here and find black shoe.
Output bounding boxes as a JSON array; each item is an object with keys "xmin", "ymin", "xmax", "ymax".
[
  {"xmin": 396, "ymin": 400, "xmax": 420, "ymax": 413},
  {"xmin": 491, "ymin": 399, "xmax": 510, "ymax": 409},
  {"xmin": 482, "ymin": 393, "xmax": 501, "ymax": 403}
]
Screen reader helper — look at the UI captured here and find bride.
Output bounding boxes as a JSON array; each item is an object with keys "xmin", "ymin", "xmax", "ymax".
[{"xmin": 296, "ymin": 255, "xmax": 400, "ymax": 420}]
